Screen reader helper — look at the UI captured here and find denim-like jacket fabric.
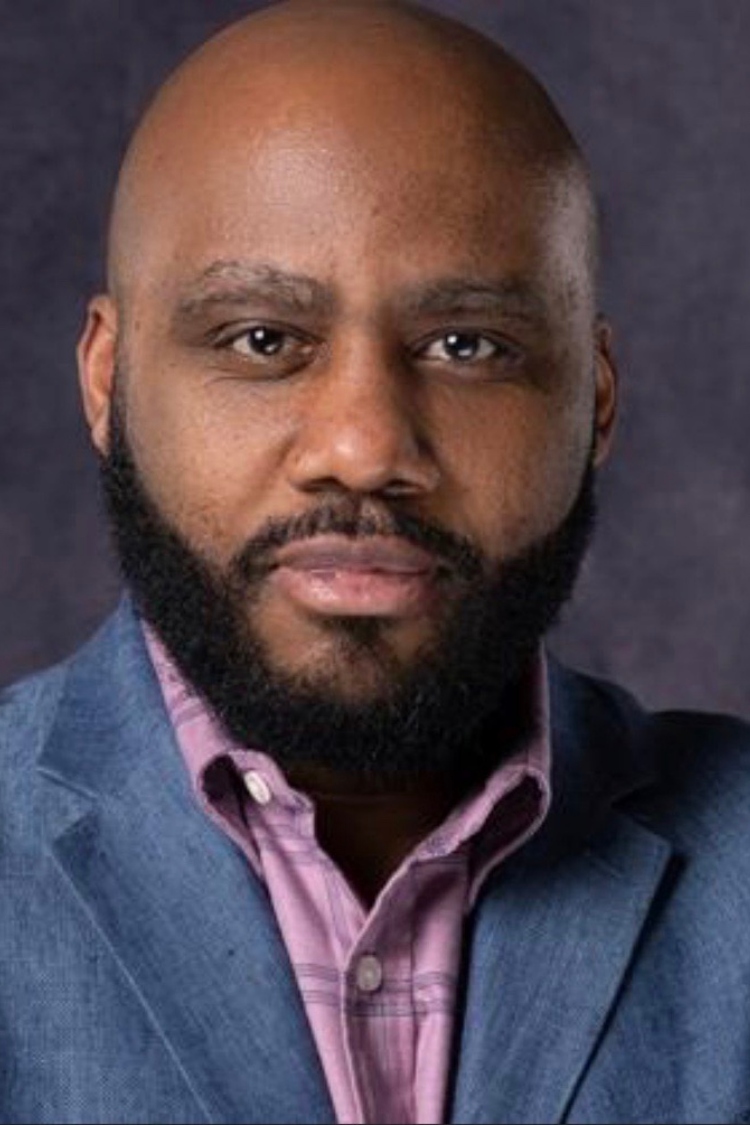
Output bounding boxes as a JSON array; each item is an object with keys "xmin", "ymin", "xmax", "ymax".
[{"xmin": 2, "ymin": 600, "xmax": 750, "ymax": 1125}]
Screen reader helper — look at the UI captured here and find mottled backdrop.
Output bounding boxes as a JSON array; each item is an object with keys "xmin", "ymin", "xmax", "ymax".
[{"xmin": 2, "ymin": 1, "xmax": 750, "ymax": 717}]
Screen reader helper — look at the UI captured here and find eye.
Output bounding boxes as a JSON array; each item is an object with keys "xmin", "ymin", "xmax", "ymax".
[
  {"xmin": 213, "ymin": 322, "xmax": 317, "ymax": 376},
  {"xmin": 229, "ymin": 325, "xmax": 291, "ymax": 358},
  {"xmin": 418, "ymin": 331, "xmax": 515, "ymax": 365}
]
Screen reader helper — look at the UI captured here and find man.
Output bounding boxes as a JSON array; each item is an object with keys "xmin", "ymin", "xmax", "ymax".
[{"xmin": 2, "ymin": 1, "xmax": 750, "ymax": 1122}]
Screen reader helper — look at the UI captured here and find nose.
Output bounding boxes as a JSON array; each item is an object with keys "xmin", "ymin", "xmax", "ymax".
[{"xmin": 286, "ymin": 341, "xmax": 441, "ymax": 498}]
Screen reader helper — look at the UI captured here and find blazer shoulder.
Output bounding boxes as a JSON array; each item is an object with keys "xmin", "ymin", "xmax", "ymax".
[
  {"xmin": 551, "ymin": 657, "xmax": 750, "ymax": 826},
  {"xmin": 636, "ymin": 704, "xmax": 750, "ymax": 835},
  {"xmin": 0, "ymin": 661, "xmax": 68, "ymax": 789},
  {"xmin": 553, "ymin": 657, "xmax": 750, "ymax": 763},
  {"xmin": 563, "ymin": 664, "xmax": 750, "ymax": 865}
]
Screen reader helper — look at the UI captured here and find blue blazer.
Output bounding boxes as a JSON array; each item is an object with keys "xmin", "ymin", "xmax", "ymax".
[{"xmin": 3, "ymin": 601, "xmax": 750, "ymax": 1125}]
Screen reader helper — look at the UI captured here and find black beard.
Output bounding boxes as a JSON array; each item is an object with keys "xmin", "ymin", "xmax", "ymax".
[{"xmin": 101, "ymin": 399, "xmax": 596, "ymax": 786}]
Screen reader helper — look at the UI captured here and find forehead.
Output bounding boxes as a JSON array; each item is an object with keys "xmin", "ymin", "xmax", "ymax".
[{"xmin": 118, "ymin": 55, "xmax": 591, "ymax": 308}]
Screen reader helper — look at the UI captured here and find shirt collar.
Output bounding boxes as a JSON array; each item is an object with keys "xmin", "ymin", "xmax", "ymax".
[{"xmin": 144, "ymin": 621, "xmax": 552, "ymax": 899}]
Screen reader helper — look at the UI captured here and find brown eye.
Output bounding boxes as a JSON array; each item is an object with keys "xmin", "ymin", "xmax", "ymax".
[
  {"xmin": 445, "ymin": 332, "xmax": 490, "ymax": 361},
  {"xmin": 421, "ymin": 332, "xmax": 505, "ymax": 363},
  {"xmin": 232, "ymin": 326, "xmax": 287, "ymax": 357}
]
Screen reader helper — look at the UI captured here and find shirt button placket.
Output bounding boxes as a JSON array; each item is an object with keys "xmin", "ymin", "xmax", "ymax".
[{"xmin": 346, "ymin": 951, "xmax": 384, "ymax": 1124}]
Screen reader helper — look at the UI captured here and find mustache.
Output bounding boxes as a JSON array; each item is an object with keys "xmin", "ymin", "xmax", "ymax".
[{"xmin": 231, "ymin": 499, "xmax": 484, "ymax": 584}]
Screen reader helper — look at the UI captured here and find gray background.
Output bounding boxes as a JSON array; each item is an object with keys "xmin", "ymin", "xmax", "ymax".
[{"xmin": 2, "ymin": 0, "xmax": 750, "ymax": 717}]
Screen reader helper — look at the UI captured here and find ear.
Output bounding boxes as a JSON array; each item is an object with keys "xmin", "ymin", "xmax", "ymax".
[
  {"xmin": 77, "ymin": 294, "xmax": 119, "ymax": 456},
  {"xmin": 592, "ymin": 316, "xmax": 618, "ymax": 466}
]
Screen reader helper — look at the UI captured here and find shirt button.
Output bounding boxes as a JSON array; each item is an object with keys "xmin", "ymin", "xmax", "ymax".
[
  {"xmin": 243, "ymin": 770, "xmax": 272, "ymax": 806},
  {"xmin": 356, "ymin": 954, "xmax": 383, "ymax": 994}
]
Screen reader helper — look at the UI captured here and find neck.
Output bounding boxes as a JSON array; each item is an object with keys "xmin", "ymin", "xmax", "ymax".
[
  {"xmin": 292, "ymin": 766, "xmax": 461, "ymax": 907},
  {"xmin": 285, "ymin": 678, "xmax": 535, "ymax": 907}
]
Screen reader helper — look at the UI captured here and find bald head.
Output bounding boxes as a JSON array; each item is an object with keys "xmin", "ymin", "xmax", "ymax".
[{"xmin": 108, "ymin": 0, "xmax": 596, "ymax": 302}]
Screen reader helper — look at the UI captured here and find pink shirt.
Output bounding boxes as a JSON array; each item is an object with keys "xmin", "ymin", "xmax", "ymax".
[{"xmin": 146, "ymin": 629, "xmax": 551, "ymax": 1125}]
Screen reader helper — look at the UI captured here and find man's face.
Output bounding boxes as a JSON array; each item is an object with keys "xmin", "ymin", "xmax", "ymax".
[{"xmin": 79, "ymin": 62, "xmax": 615, "ymax": 726}]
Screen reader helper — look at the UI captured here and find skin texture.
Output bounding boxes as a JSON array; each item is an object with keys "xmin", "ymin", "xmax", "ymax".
[{"xmin": 76, "ymin": 0, "xmax": 617, "ymax": 899}]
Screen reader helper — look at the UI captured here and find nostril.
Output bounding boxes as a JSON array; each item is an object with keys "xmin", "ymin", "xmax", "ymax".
[{"xmin": 381, "ymin": 475, "xmax": 431, "ymax": 499}]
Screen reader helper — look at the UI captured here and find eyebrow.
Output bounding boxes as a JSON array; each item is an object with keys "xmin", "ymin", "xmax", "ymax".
[
  {"xmin": 398, "ymin": 277, "xmax": 550, "ymax": 323},
  {"xmin": 173, "ymin": 260, "xmax": 336, "ymax": 323},
  {"xmin": 172, "ymin": 260, "xmax": 549, "ymax": 328}
]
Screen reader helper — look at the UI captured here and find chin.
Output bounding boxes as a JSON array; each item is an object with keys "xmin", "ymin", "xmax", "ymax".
[
  {"xmin": 263, "ymin": 622, "xmax": 416, "ymax": 704},
  {"xmin": 259, "ymin": 598, "xmax": 440, "ymax": 661}
]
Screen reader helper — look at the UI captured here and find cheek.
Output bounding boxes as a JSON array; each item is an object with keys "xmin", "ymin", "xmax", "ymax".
[
  {"xmin": 121, "ymin": 365, "xmax": 292, "ymax": 563},
  {"xmin": 437, "ymin": 388, "xmax": 591, "ymax": 557}
]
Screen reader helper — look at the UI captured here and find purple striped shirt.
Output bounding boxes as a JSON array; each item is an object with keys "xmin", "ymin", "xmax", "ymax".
[{"xmin": 145, "ymin": 628, "xmax": 551, "ymax": 1124}]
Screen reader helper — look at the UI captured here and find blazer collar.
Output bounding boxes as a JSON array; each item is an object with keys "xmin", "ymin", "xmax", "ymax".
[
  {"xmin": 449, "ymin": 659, "xmax": 673, "ymax": 1124},
  {"xmin": 38, "ymin": 600, "xmax": 334, "ymax": 1125}
]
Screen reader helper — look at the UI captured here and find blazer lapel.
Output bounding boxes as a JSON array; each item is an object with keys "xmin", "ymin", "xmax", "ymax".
[
  {"xmin": 450, "ymin": 661, "xmax": 674, "ymax": 1125},
  {"xmin": 38, "ymin": 603, "xmax": 334, "ymax": 1125}
]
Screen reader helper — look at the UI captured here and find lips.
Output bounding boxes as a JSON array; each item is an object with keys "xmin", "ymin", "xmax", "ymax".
[
  {"xmin": 269, "ymin": 535, "xmax": 442, "ymax": 617},
  {"xmin": 273, "ymin": 536, "xmax": 438, "ymax": 575}
]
